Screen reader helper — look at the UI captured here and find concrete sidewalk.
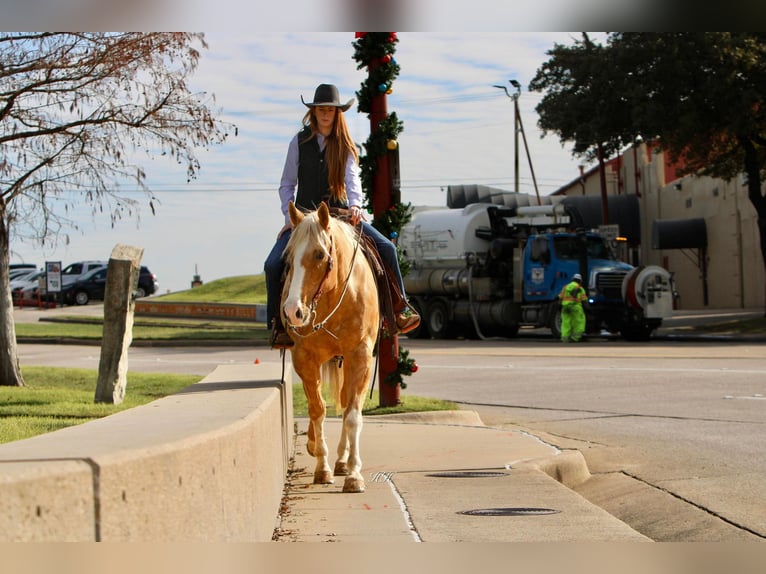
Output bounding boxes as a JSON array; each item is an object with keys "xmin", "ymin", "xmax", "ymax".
[{"xmin": 274, "ymin": 411, "xmax": 649, "ymax": 542}]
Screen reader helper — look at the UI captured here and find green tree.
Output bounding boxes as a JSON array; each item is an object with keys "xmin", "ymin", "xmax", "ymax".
[
  {"xmin": 609, "ymin": 32, "xmax": 766, "ymax": 314},
  {"xmin": 529, "ymin": 33, "xmax": 637, "ymax": 222},
  {"xmin": 0, "ymin": 33, "xmax": 233, "ymax": 387},
  {"xmin": 531, "ymin": 32, "xmax": 766, "ymax": 312}
]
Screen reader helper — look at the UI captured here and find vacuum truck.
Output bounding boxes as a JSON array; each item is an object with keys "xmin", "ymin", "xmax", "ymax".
[{"xmin": 398, "ymin": 201, "xmax": 676, "ymax": 341}]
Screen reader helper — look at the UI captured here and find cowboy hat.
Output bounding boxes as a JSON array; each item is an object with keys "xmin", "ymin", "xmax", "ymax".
[{"xmin": 301, "ymin": 84, "xmax": 355, "ymax": 112}]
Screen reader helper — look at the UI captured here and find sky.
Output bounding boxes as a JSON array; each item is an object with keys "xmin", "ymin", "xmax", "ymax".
[{"xmin": 9, "ymin": 32, "xmax": 604, "ymax": 295}]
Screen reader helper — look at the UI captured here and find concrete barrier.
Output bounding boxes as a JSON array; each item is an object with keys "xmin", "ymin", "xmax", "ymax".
[{"xmin": 0, "ymin": 363, "xmax": 292, "ymax": 541}]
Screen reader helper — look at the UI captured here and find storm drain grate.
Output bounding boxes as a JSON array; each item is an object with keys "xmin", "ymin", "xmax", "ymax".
[
  {"xmin": 458, "ymin": 507, "xmax": 562, "ymax": 517},
  {"xmin": 427, "ymin": 471, "xmax": 509, "ymax": 478}
]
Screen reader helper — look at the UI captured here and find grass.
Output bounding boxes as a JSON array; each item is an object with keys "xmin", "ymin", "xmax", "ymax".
[
  {"xmin": 153, "ymin": 275, "xmax": 266, "ymax": 304},
  {"xmin": 0, "ymin": 367, "xmax": 201, "ymax": 444}
]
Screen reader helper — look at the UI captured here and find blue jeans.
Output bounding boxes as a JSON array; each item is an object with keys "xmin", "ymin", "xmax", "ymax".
[{"xmin": 264, "ymin": 221, "xmax": 406, "ymax": 326}]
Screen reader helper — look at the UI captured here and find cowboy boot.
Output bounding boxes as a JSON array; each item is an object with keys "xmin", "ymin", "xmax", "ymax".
[
  {"xmin": 269, "ymin": 316, "xmax": 294, "ymax": 349},
  {"xmin": 395, "ymin": 307, "xmax": 421, "ymax": 335}
]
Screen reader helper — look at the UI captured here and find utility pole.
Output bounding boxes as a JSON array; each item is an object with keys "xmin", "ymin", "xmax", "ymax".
[{"xmin": 493, "ymin": 79, "xmax": 541, "ymax": 205}]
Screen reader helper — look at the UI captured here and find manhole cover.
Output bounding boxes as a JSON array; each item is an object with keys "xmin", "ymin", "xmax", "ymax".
[
  {"xmin": 427, "ymin": 471, "xmax": 509, "ymax": 478},
  {"xmin": 458, "ymin": 507, "xmax": 561, "ymax": 517}
]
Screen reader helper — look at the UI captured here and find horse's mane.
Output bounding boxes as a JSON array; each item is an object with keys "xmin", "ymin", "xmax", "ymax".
[{"xmin": 284, "ymin": 211, "xmax": 358, "ymax": 262}]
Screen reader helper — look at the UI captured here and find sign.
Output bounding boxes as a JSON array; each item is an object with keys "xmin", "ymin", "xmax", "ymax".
[{"xmin": 45, "ymin": 261, "xmax": 62, "ymax": 293}]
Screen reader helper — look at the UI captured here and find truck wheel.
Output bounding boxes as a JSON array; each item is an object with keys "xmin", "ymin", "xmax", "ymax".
[
  {"xmin": 549, "ymin": 305, "xmax": 563, "ymax": 340},
  {"xmin": 75, "ymin": 291, "xmax": 89, "ymax": 306},
  {"xmin": 426, "ymin": 299, "xmax": 454, "ymax": 339}
]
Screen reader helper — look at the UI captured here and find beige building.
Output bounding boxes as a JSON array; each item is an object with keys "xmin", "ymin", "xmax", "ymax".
[{"xmin": 553, "ymin": 143, "xmax": 765, "ymax": 310}]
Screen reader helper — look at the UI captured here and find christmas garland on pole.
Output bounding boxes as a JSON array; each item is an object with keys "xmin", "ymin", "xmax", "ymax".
[{"xmin": 353, "ymin": 32, "xmax": 416, "ymax": 390}]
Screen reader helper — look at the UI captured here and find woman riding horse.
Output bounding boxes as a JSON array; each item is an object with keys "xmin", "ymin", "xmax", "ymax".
[{"xmin": 264, "ymin": 83, "xmax": 419, "ymax": 348}]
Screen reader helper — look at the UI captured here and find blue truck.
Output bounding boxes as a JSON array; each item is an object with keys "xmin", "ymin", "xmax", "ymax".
[{"xmin": 398, "ymin": 202, "xmax": 675, "ymax": 341}]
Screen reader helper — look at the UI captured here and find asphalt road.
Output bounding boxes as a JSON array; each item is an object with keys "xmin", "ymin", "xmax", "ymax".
[
  {"xmin": 398, "ymin": 337, "xmax": 766, "ymax": 542},
  {"xmin": 14, "ymin": 304, "xmax": 766, "ymax": 541}
]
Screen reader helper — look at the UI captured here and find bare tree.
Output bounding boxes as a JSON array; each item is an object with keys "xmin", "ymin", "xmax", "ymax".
[{"xmin": 0, "ymin": 33, "xmax": 233, "ymax": 386}]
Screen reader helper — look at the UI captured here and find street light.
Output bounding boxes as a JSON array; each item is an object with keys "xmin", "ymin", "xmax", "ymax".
[{"xmin": 493, "ymin": 79, "xmax": 541, "ymax": 204}]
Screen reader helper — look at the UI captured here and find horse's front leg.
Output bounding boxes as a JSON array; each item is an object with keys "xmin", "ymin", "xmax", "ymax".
[
  {"xmin": 300, "ymin": 375, "xmax": 333, "ymax": 485},
  {"xmin": 340, "ymin": 357, "xmax": 373, "ymax": 493},
  {"xmin": 334, "ymin": 423, "xmax": 350, "ymax": 477}
]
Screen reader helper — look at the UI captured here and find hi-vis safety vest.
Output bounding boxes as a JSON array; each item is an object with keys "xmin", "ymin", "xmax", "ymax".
[{"xmin": 559, "ymin": 281, "xmax": 586, "ymax": 306}]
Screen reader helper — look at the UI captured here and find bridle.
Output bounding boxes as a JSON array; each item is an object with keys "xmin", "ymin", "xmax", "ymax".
[{"xmin": 285, "ymin": 220, "xmax": 364, "ymax": 340}]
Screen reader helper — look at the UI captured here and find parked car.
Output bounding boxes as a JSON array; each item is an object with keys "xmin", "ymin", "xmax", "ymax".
[
  {"xmin": 61, "ymin": 261, "xmax": 107, "ymax": 285},
  {"xmin": 10, "ymin": 268, "xmax": 40, "ymax": 288},
  {"xmin": 59, "ymin": 264, "xmax": 158, "ymax": 305},
  {"xmin": 60, "ymin": 267, "xmax": 108, "ymax": 306},
  {"xmin": 137, "ymin": 266, "xmax": 159, "ymax": 298},
  {"xmin": 9, "ymin": 265, "xmax": 38, "ymax": 281}
]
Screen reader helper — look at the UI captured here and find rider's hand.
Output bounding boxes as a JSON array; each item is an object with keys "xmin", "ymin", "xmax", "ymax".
[
  {"xmin": 349, "ymin": 205, "xmax": 365, "ymax": 226},
  {"xmin": 277, "ymin": 223, "xmax": 292, "ymax": 238}
]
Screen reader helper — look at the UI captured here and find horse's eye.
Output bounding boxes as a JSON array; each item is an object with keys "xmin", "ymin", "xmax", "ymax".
[{"xmin": 314, "ymin": 250, "xmax": 325, "ymax": 261}]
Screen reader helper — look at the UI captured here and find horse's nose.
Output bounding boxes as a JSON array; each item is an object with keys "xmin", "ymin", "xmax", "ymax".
[{"xmin": 283, "ymin": 299, "xmax": 308, "ymax": 327}]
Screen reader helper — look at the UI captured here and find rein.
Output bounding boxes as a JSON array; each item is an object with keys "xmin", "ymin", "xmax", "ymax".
[{"xmin": 286, "ymin": 220, "xmax": 364, "ymax": 340}]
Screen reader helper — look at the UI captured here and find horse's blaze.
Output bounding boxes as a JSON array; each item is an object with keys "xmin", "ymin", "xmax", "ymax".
[{"xmin": 283, "ymin": 242, "xmax": 310, "ymax": 327}]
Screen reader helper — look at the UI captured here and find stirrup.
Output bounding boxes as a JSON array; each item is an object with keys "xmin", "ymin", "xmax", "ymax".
[
  {"xmin": 270, "ymin": 321, "xmax": 294, "ymax": 349},
  {"xmin": 395, "ymin": 310, "xmax": 421, "ymax": 335}
]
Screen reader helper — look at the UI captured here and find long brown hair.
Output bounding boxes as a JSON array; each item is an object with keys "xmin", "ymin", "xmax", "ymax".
[{"xmin": 301, "ymin": 108, "xmax": 358, "ymax": 203}]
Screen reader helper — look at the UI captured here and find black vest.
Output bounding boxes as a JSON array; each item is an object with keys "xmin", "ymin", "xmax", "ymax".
[{"xmin": 296, "ymin": 127, "xmax": 348, "ymax": 211}]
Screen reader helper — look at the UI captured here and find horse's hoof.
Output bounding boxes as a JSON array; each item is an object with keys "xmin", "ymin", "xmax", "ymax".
[
  {"xmin": 334, "ymin": 461, "xmax": 349, "ymax": 476},
  {"xmin": 342, "ymin": 477, "xmax": 365, "ymax": 493},
  {"xmin": 313, "ymin": 470, "xmax": 334, "ymax": 485}
]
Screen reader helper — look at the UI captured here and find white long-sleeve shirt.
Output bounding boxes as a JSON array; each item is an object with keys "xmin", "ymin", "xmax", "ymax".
[{"xmin": 277, "ymin": 132, "xmax": 363, "ymax": 226}]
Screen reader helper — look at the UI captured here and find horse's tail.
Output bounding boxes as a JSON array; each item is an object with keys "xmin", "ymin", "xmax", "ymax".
[{"xmin": 320, "ymin": 359, "xmax": 344, "ymax": 416}]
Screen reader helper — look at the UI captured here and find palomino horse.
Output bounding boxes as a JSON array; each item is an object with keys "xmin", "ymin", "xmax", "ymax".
[{"xmin": 281, "ymin": 201, "xmax": 380, "ymax": 493}]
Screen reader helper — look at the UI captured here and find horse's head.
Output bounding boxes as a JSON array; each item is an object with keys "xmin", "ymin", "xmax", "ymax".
[{"xmin": 281, "ymin": 201, "xmax": 337, "ymax": 329}]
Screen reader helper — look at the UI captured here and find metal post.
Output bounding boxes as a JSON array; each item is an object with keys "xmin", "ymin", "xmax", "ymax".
[
  {"xmin": 494, "ymin": 79, "xmax": 541, "ymax": 203},
  {"xmin": 515, "ymin": 97, "xmax": 542, "ymax": 205}
]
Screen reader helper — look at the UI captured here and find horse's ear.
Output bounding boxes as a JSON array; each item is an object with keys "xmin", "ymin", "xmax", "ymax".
[
  {"xmin": 288, "ymin": 201, "xmax": 304, "ymax": 226},
  {"xmin": 317, "ymin": 202, "xmax": 331, "ymax": 230}
]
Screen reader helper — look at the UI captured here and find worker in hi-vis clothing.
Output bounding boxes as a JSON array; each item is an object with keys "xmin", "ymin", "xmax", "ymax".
[{"xmin": 558, "ymin": 273, "xmax": 588, "ymax": 342}]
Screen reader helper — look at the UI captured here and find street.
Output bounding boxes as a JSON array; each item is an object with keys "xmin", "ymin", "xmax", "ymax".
[
  {"xmin": 15, "ymin": 324, "xmax": 766, "ymax": 541},
  {"xmin": 398, "ymin": 337, "xmax": 766, "ymax": 542}
]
